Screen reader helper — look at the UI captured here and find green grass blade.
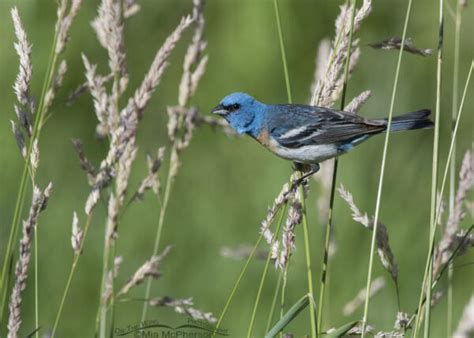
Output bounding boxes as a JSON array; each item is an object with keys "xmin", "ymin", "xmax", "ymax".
[
  {"xmin": 324, "ymin": 320, "xmax": 359, "ymax": 337},
  {"xmin": 265, "ymin": 270, "xmax": 283, "ymax": 333},
  {"xmin": 424, "ymin": 0, "xmax": 444, "ymax": 335},
  {"xmin": 447, "ymin": 0, "xmax": 462, "ymax": 336},
  {"xmin": 361, "ymin": 0, "xmax": 414, "ymax": 335},
  {"xmin": 317, "ymin": 0, "xmax": 357, "ymax": 330},
  {"xmin": 213, "ymin": 232, "xmax": 264, "ymax": 337},
  {"xmin": 247, "ymin": 205, "xmax": 286, "ymax": 337},
  {"xmin": 413, "ymin": 60, "xmax": 474, "ymax": 337},
  {"xmin": 273, "ymin": 0, "xmax": 291, "ymax": 103},
  {"xmin": 141, "ymin": 147, "xmax": 175, "ymax": 321},
  {"xmin": 265, "ymin": 294, "xmax": 310, "ymax": 338},
  {"xmin": 273, "ymin": 0, "xmax": 317, "ymax": 335},
  {"xmin": 52, "ymin": 213, "xmax": 93, "ymax": 336}
]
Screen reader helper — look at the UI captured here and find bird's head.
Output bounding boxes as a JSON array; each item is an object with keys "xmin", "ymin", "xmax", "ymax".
[{"xmin": 211, "ymin": 92, "xmax": 264, "ymax": 134}]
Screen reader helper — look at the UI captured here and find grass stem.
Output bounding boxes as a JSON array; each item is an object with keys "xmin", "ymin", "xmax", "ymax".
[
  {"xmin": 140, "ymin": 147, "xmax": 175, "ymax": 322},
  {"xmin": 413, "ymin": 60, "xmax": 473, "ymax": 337},
  {"xmin": 273, "ymin": 1, "xmax": 317, "ymax": 335},
  {"xmin": 213, "ymin": 233, "xmax": 264, "ymax": 337},
  {"xmin": 279, "ymin": 263, "xmax": 289, "ymax": 338},
  {"xmin": 0, "ymin": 8, "xmax": 64, "ymax": 324},
  {"xmin": 273, "ymin": 0, "xmax": 292, "ymax": 104},
  {"xmin": 317, "ymin": 0, "xmax": 357, "ymax": 330},
  {"xmin": 360, "ymin": 0, "xmax": 413, "ymax": 335},
  {"xmin": 423, "ymin": 0, "xmax": 444, "ymax": 335},
  {"xmin": 447, "ymin": 1, "xmax": 462, "ymax": 335},
  {"xmin": 299, "ymin": 181, "xmax": 317, "ymax": 338},
  {"xmin": 34, "ymin": 227, "xmax": 39, "ymax": 338},
  {"xmin": 52, "ymin": 213, "xmax": 93, "ymax": 336},
  {"xmin": 265, "ymin": 270, "xmax": 283, "ymax": 333},
  {"xmin": 247, "ymin": 207, "xmax": 286, "ymax": 337}
]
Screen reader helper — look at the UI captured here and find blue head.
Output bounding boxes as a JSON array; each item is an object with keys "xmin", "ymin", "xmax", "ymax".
[{"xmin": 211, "ymin": 92, "xmax": 265, "ymax": 135}]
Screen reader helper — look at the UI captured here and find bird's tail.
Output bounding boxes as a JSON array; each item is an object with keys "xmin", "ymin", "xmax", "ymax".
[{"xmin": 385, "ymin": 109, "xmax": 434, "ymax": 132}]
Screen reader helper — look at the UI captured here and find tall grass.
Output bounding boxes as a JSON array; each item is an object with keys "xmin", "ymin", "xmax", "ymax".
[
  {"xmin": 360, "ymin": 0, "xmax": 413, "ymax": 335},
  {"xmin": 0, "ymin": 1, "xmax": 81, "ymax": 328},
  {"xmin": 447, "ymin": 1, "xmax": 463, "ymax": 334},
  {"xmin": 272, "ymin": 0, "xmax": 317, "ymax": 336},
  {"xmin": 424, "ymin": 0, "xmax": 444, "ymax": 334},
  {"xmin": 317, "ymin": 0, "xmax": 357, "ymax": 331},
  {"xmin": 1, "ymin": 1, "xmax": 473, "ymax": 337}
]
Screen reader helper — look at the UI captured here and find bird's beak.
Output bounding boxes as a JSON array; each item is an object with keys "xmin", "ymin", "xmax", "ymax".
[{"xmin": 211, "ymin": 104, "xmax": 228, "ymax": 116}]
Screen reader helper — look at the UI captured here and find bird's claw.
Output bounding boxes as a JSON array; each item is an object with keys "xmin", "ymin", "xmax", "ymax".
[{"xmin": 290, "ymin": 163, "xmax": 320, "ymax": 189}]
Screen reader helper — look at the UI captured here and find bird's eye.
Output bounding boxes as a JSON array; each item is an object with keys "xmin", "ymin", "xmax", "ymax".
[{"xmin": 231, "ymin": 103, "xmax": 240, "ymax": 110}]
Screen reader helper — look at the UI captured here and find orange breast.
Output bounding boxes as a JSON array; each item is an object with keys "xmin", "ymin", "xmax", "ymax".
[
  {"xmin": 256, "ymin": 129, "xmax": 280, "ymax": 153},
  {"xmin": 256, "ymin": 130, "xmax": 270, "ymax": 146}
]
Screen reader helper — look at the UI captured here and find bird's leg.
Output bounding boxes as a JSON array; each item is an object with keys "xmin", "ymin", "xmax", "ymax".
[{"xmin": 292, "ymin": 163, "xmax": 320, "ymax": 187}]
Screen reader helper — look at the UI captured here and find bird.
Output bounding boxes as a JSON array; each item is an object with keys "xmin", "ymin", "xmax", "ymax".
[{"xmin": 211, "ymin": 92, "xmax": 433, "ymax": 178}]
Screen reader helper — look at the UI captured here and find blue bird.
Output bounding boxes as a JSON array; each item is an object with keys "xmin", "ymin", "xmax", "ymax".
[{"xmin": 211, "ymin": 92, "xmax": 433, "ymax": 176}]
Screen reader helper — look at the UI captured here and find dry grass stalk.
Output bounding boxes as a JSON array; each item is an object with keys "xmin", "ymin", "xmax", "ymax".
[
  {"xmin": 102, "ymin": 256, "xmax": 123, "ymax": 303},
  {"xmin": 129, "ymin": 16, "xmax": 193, "ymax": 120},
  {"xmin": 310, "ymin": 38, "xmax": 331, "ymax": 98},
  {"xmin": 344, "ymin": 90, "xmax": 371, "ymax": 113},
  {"xmin": 67, "ymin": 73, "xmax": 113, "ymax": 107},
  {"xmin": 118, "ymin": 246, "xmax": 172, "ymax": 296},
  {"xmin": 167, "ymin": 106, "xmax": 199, "ymax": 152},
  {"xmin": 55, "ymin": 0, "xmax": 83, "ymax": 55},
  {"xmin": 44, "ymin": 60, "xmax": 67, "ymax": 114},
  {"xmin": 166, "ymin": 0, "xmax": 207, "ymax": 183},
  {"xmin": 260, "ymin": 173, "xmax": 298, "ymax": 258},
  {"xmin": 344, "ymin": 323, "xmax": 374, "ymax": 336},
  {"xmin": 11, "ymin": 1, "xmax": 82, "ymax": 161},
  {"xmin": 394, "ymin": 311, "xmax": 410, "ymax": 331},
  {"xmin": 369, "ymin": 37, "xmax": 433, "ymax": 57},
  {"xmin": 343, "ymin": 276, "xmax": 385, "ymax": 316},
  {"xmin": 11, "ymin": 7, "xmax": 34, "ymax": 159},
  {"xmin": 220, "ymin": 245, "xmax": 268, "ymax": 261},
  {"xmin": 327, "ymin": 323, "xmax": 375, "ymax": 336},
  {"xmin": 123, "ymin": 0, "xmax": 140, "ymax": 18},
  {"xmin": 149, "ymin": 296, "xmax": 216, "ymax": 323},
  {"xmin": 7, "ymin": 184, "xmax": 52, "ymax": 338},
  {"xmin": 92, "ymin": 0, "xmax": 127, "ymax": 78},
  {"xmin": 434, "ymin": 145, "xmax": 473, "ymax": 276},
  {"xmin": 11, "ymin": 7, "xmax": 34, "ymax": 114},
  {"xmin": 82, "ymin": 54, "xmax": 111, "ymax": 138},
  {"xmin": 135, "ymin": 147, "xmax": 166, "ymax": 201},
  {"xmin": 436, "ymin": 191, "xmax": 445, "ymax": 226},
  {"xmin": 308, "ymin": 2, "xmax": 373, "ymax": 266},
  {"xmin": 30, "ymin": 139, "xmax": 39, "ymax": 173},
  {"xmin": 85, "ymin": 189, "xmax": 101, "ymax": 215},
  {"xmin": 275, "ymin": 192, "xmax": 303, "ymax": 269},
  {"xmin": 310, "ymin": 0, "xmax": 372, "ymax": 107},
  {"xmin": 71, "ymin": 139, "xmax": 97, "ymax": 185},
  {"xmin": 14, "ymin": 105, "xmax": 32, "ymax": 138},
  {"xmin": 178, "ymin": 0, "xmax": 207, "ymax": 107},
  {"xmin": 375, "ymin": 331, "xmax": 403, "ymax": 338},
  {"xmin": 81, "ymin": 15, "xmax": 192, "ymax": 216},
  {"xmin": 453, "ymin": 295, "xmax": 474, "ymax": 338},
  {"xmin": 310, "ymin": 89, "xmax": 371, "ymax": 257},
  {"xmin": 10, "ymin": 121, "xmax": 26, "ymax": 158},
  {"xmin": 338, "ymin": 184, "xmax": 398, "ymax": 282},
  {"xmin": 71, "ymin": 211, "xmax": 83, "ymax": 255},
  {"xmin": 430, "ymin": 289, "xmax": 444, "ymax": 307}
]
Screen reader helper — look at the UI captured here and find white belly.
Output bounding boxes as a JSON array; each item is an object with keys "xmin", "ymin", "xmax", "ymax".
[{"xmin": 268, "ymin": 139, "xmax": 339, "ymax": 164}]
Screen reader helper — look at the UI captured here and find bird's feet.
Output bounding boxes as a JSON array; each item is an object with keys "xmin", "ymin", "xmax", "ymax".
[{"xmin": 291, "ymin": 163, "xmax": 320, "ymax": 188}]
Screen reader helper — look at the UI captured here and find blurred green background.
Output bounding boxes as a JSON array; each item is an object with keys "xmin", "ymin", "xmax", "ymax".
[{"xmin": 0, "ymin": 0, "xmax": 473, "ymax": 337}]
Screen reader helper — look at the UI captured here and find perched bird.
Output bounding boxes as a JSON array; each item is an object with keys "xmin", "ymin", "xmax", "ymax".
[{"xmin": 211, "ymin": 92, "xmax": 433, "ymax": 176}]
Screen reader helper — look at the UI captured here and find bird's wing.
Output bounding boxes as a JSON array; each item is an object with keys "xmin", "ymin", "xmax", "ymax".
[{"xmin": 267, "ymin": 104, "xmax": 386, "ymax": 148}]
